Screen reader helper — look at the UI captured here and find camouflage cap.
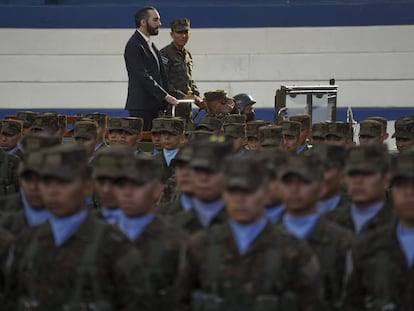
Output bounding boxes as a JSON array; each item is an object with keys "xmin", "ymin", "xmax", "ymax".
[
  {"xmin": 246, "ymin": 120, "xmax": 270, "ymax": 138},
  {"xmin": 73, "ymin": 120, "xmax": 98, "ymax": 140},
  {"xmin": 172, "ymin": 143, "xmax": 194, "ymax": 166},
  {"xmin": 187, "ymin": 129, "xmax": 213, "ymax": 142},
  {"xmin": 311, "ymin": 143, "xmax": 346, "ymax": 168},
  {"xmin": 116, "ymin": 153, "xmax": 163, "ymax": 184},
  {"xmin": 282, "ymin": 120, "xmax": 301, "ymax": 137},
  {"xmin": 40, "ymin": 143, "xmax": 89, "ymax": 181},
  {"xmin": 366, "ymin": 116, "xmax": 387, "ymax": 132},
  {"xmin": 19, "ymin": 151, "xmax": 44, "ymax": 175},
  {"xmin": 223, "ymin": 123, "xmax": 246, "ymax": 139},
  {"xmin": 280, "ymin": 154, "xmax": 324, "ymax": 183},
  {"xmin": 191, "ymin": 135, "xmax": 234, "ymax": 172},
  {"xmin": 0, "ymin": 119, "xmax": 23, "ymax": 136},
  {"xmin": 92, "ymin": 146, "xmax": 132, "ymax": 179},
  {"xmin": 151, "ymin": 117, "xmax": 164, "ymax": 133},
  {"xmin": 223, "ymin": 114, "xmax": 246, "ymax": 125},
  {"xmin": 21, "ymin": 132, "xmax": 61, "ymax": 153},
  {"xmin": 85, "ymin": 112, "xmax": 107, "ymax": 127},
  {"xmin": 391, "ymin": 150, "xmax": 414, "ymax": 180},
  {"xmin": 345, "ymin": 144, "xmax": 390, "ymax": 174},
  {"xmin": 222, "ymin": 155, "xmax": 268, "ymax": 191},
  {"xmin": 259, "ymin": 125, "xmax": 283, "ymax": 147},
  {"xmin": 31, "ymin": 113, "xmax": 60, "ymax": 134},
  {"xmin": 312, "ymin": 122, "xmax": 328, "ymax": 139},
  {"xmin": 359, "ymin": 119, "xmax": 383, "ymax": 137},
  {"xmin": 170, "ymin": 17, "xmax": 190, "ymax": 32},
  {"xmin": 290, "ymin": 114, "xmax": 311, "ymax": 131},
  {"xmin": 158, "ymin": 117, "xmax": 185, "ymax": 135},
  {"xmin": 108, "ymin": 117, "xmax": 143, "ymax": 135},
  {"xmin": 204, "ymin": 90, "xmax": 233, "ymax": 104},
  {"xmin": 16, "ymin": 111, "xmax": 38, "ymax": 128},
  {"xmin": 326, "ymin": 122, "xmax": 353, "ymax": 138},
  {"xmin": 392, "ymin": 116, "xmax": 414, "ymax": 139},
  {"xmin": 260, "ymin": 148, "xmax": 288, "ymax": 180},
  {"xmin": 196, "ymin": 115, "xmax": 223, "ymax": 132}
]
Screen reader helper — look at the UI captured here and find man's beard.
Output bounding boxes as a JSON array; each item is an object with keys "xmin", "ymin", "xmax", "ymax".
[{"xmin": 147, "ymin": 24, "xmax": 159, "ymax": 36}]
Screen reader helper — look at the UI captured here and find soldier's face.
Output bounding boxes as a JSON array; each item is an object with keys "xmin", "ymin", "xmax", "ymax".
[
  {"xmin": 345, "ymin": 170, "xmax": 390, "ymax": 207},
  {"xmin": 20, "ymin": 171, "xmax": 43, "ymax": 209},
  {"xmin": 326, "ymin": 135, "xmax": 352, "ymax": 148},
  {"xmin": 108, "ymin": 130, "xmax": 119, "ymax": 146},
  {"xmin": 392, "ymin": 178, "xmax": 414, "ymax": 225},
  {"xmin": 224, "ymin": 187, "xmax": 266, "ymax": 224},
  {"xmin": 175, "ymin": 163, "xmax": 194, "ymax": 195},
  {"xmin": 171, "ymin": 30, "xmax": 189, "ymax": 49},
  {"xmin": 320, "ymin": 167, "xmax": 344, "ymax": 201},
  {"xmin": 358, "ymin": 135, "xmax": 382, "ymax": 145},
  {"xmin": 396, "ymin": 137, "xmax": 414, "ymax": 153},
  {"xmin": 0, "ymin": 133, "xmax": 21, "ymax": 150},
  {"xmin": 115, "ymin": 180, "xmax": 163, "ymax": 216},
  {"xmin": 74, "ymin": 137, "xmax": 96, "ymax": 156},
  {"xmin": 118, "ymin": 130, "xmax": 141, "ymax": 149},
  {"xmin": 192, "ymin": 169, "xmax": 223, "ymax": 202},
  {"xmin": 283, "ymin": 135, "xmax": 300, "ymax": 153},
  {"xmin": 40, "ymin": 176, "xmax": 93, "ymax": 217},
  {"xmin": 94, "ymin": 177, "xmax": 118, "ymax": 209},
  {"xmin": 151, "ymin": 132, "xmax": 163, "ymax": 150},
  {"xmin": 161, "ymin": 132, "xmax": 183, "ymax": 150},
  {"xmin": 281, "ymin": 174, "xmax": 322, "ymax": 214},
  {"xmin": 265, "ymin": 179, "xmax": 283, "ymax": 206},
  {"xmin": 247, "ymin": 137, "xmax": 259, "ymax": 151}
]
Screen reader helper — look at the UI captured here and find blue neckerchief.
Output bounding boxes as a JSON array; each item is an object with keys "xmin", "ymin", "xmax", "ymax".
[
  {"xmin": 180, "ymin": 194, "xmax": 193, "ymax": 212},
  {"xmin": 5, "ymin": 146, "xmax": 19, "ymax": 155},
  {"xmin": 101, "ymin": 206, "xmax": 122, "ymax": 224},
  {"xmin": 317, "ymin": 194, "xmax": 342, "ymax": 214},
  {"xmin": 118, "ymin": 213, "xmax": 155, "ymax": 242},
  {"xmin": 264, "ymin": 204, "xmax": 286, "ymax": 224},
  {"xmin": 21, "ymin": 189, "xmax": 49, "ymax": 227},
  {"xmin": 351, "ymin": 202, "xmax": 383, "ymax": 235},
  {"xmin": 229, "ymin": 218, "xmax": 267, "ymax": 255},
  {"xmin": 235, "ymin": 149, "xmax": 246, "ymax": 157},
  {"xmin": 152, "ymin": 149, "xmax": 160, "ymax": 155},
  {"xmin": 84, "ymin": 196, "xmax": 93, "ymax": 207},
  {"xmin": 296, "ymin": 144, "xmax": 307, "ymax": 155},
  {"xmin": 396, "ymin": 223, "xmax": 414, "ymax": 267},
  {"xmin": 49, "ymin": 209, "xmax": 88, "ymax": 247},
  {"xmin": 193, "ymin": 198, "xmax": 224, "ymax": 228},
  {"xmin": 163, "ymin": 148, "xmax": 179, "ymax": 167},
  {"xmin": 283, "ymin": 212, "xmax": 320, "ymax": 240}
]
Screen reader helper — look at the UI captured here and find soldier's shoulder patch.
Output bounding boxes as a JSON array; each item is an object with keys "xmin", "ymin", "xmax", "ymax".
[{"xmin": 161, "ymin": 56, "xmax": 169, "ymax": 65}]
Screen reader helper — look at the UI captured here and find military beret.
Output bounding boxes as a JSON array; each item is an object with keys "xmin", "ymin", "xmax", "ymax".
[
  {"xmin": 31, "ymin": 113, "xmax": 60, "ymax": 134},
  {"xmin": 72, "ymin": 120, "xmax": 98, "ymax": 140},
  {"xmin": 312, "ymin": 122, "xmax": 328, "ymax": 139},
  {"xmin": 196, "ymin": 115, "xmax": 223, "ymax": 133},
  {"xmin": 116, "ymin": 152, "xmax": 163, "ymax": 184},
  {"xmin": 191, "ymin": 135, "xmax": 233, "ymax": 172},
  {"xmin": 326, "ymin": 122, "xmax": 353, "ymax": 139},
  {"xmin": 85, "ymin": 112, "xmax": 107, "ymax": 127},
  {"xmin": 223, "ymin": 114, "xmax": 246, "ymax": 125},
  {"xmin": 391, "ymin": 150, "xmax": 414, "ymax": 181},
  {"xmin": 155, "ymin": 117, "xmax": 185, "ymax": 135},
  {"xmin": 92, "ymin": 146, "xmax": 133, "ymax": 179},
  {"xmin": 246, "ymin": 120, "xmax": 270, "ymax": 138}
]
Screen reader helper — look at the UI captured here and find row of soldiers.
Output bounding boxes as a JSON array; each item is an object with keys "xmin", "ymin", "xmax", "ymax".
[{"xmin": 0, "ymin": 101, "xmax": 413, "ymax": 310}]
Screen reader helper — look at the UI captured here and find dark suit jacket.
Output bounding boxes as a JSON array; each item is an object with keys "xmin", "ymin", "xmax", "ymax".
[{"xmin": 124, "ymin": 30, "xmax": 169, "ymax": 112}]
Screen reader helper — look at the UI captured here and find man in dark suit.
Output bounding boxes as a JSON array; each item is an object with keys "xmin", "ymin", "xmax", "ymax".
[{"xmin": 124, "ymin": 6, "xmax": 178, "ymax": 131}]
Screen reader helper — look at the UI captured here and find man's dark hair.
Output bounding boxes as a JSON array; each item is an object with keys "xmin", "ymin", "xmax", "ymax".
[{"xmin": 134, "ymin": 6, "xmax": 156, "ymax": 28}]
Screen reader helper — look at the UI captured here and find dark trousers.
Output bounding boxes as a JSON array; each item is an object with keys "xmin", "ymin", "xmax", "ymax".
[{"xmin": 128, "ymin": 110, "xmax": 160, "ymax": 131}]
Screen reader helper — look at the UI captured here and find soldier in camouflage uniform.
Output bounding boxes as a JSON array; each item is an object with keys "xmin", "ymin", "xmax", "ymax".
[
  {"xmin": 311, "ymin": 122, "xmax": 328, "ymax": 144},
  {"xmin": 151, "ymin": 118, "xmax": 165, "ymax": 155},
  {"xmin": 31, "ymin": 113, "xmax": 63, "ymax": 142},
  {"xmin": 223, "ymin": 123, "xmax": 246, "ymax": 155},
  {"xmin": 345, "ymin": 150, "xmax": 414, "ymax": 311},
  {"xmin": 392, "ymin": 115, "xmax": 414, "ymax": 153},
  {"xmin": 0, "ymin": 149, "xmax": 20, "ymax": 200},
  {"xmin": 278, "ymin": 153, "xmax": 353, "ymax": 310},
  {"xmin": 258, "ymin": 125, "xmax": 283, "ymax": 150},
  {"xmin": 85, "ymin": 112, "xmax": 110, "ymax": 153},
  {"xmin": 358, "ymin": 119, "xmax": 384, "ymax": 145},
  {"xmin": 204, "ymin": 90, "xmax": 234, "ymax": 118},
  {"xmin": 195, "ymin": 115, "xmax": 223, "ymax": 134},
  {"xmin": 325, "ymin": 122, "xmax": 354, "ymax": 148},
  {"xmin": 289, "ymin": 114, "xmax": 312, "ymax": 154},
  {"xmin": 160, "ymin": 18, "xmax": 203, "ymax": 107},
  {"xmin": 107, "ymin": 117, "xmax": 144, "ymax": 154},
  {"xmin": 72, "ymin": 120, "xmax": 99, "ymax": 160},
  {"xmin": 5, "ymin": 143, "xmax": 149, "ymax": 311},
  {"xmin": 0, "ymin": 119, "xmax": 24, "ymax": 159},
  {"xmin": 365, "ymin": 116, "xmax": 389, "ymax": 143},
  {"xmin": 245, "ymin": 120, "xmax": 270, "ymax": 151},
  {"xmin": 281, "ymin": 120, "xmax": 302, "ymax": 154},
  {"xmin": 15, "ymin": 111, "xmax": 38, "ymax": 138},
  {"xmin": 114, "ymin": 152, "xmax": 185, "ymax": 310},
  {"xmin": 176, "ymin": 155, "xmax": 322, "ymax": 311}
]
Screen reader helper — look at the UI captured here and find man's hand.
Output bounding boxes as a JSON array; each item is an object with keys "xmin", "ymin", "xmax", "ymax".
[{"xmin": 165, "ymin": 94, "xmax": 179, "ymax": 105}]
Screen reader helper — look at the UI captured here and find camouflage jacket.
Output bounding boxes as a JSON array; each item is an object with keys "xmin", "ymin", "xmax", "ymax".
[
  {"xmin": 0, "ymin": 227, "xmax": 13, "ymax": 306},
  {"xmin": 0, "ymin": 151, "xmax": 20, "ymax": 198},
  {"xmin": 0, "ymin": 210, "xmax": 28, "ymax": 236},
  {"xmin": 345, "ymin": 222, "xmax": 414, "ymax": 311},
  {"xmin": 160, "ymin": 42, "xmax": 199, "ymax": 98},
  {"xmin": 156, "ymin": 194, "xmax": 186, "ymax": 220},
  {"xmin": 5, "ymin": 213, "xmax": 149, "ymax": 311},
  {"xmin": 175, "ymin": 221, "xmax": 322, "ymax": 311},
  {"xmin": 0, "ymin": 192, "xmax": 23, "ymax": 219}
]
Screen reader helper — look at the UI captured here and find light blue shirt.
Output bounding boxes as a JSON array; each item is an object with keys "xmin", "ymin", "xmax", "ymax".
[
  {"xmin": 317, "ymin": 194, "xmax": 342, "ymax": 214},
  {"xmin": 101, "ymin": 206, "xmax": 122, "ymax": 224},
  {"xmin": 229, "ymin": 218, "xmax": 267, "ymax": 255},
  {"xmin": 296, "ymin": 144, "xmax": 307, "ymax": 154},
  {"xmin": 49, "ymin": 209, "xmax": 88, "ymax": 247},
  {"xmin": 5, "ymin": 146, "xmax": 19, "ymax": 155},
  {"xmin": 118, "ymin": 213, "xmax": 155, "ymax": 242},
  {"xmin": 283, "ymin": 212, "xmax": 320, "ymax": 240},
  {"xmin": 396, "ymin": 223, "xmax": 414, "ymax": 267},
  {"xmin": 21, "ymin": 189, "xmax": 49, "ymax": 227},
  {"xmin": 351, "ymin": 202, "xmax": 383, "ymax": 235},
  {"xmin": 180, "ymin": 194, "xmax": 193, "ymax": 212},
  {"xmin": 193, "ymin": 198, "xmax": 224, "ymax": 228},
  {"xmin": 163, "ymin": 148, "xmax": 179, "ymax": 167},
  {"xmin": 264, "ymin": 204, "xmax": 286, "ymax": 224},
  {"xmin": 152, "ymin": 149, "xmax": 160, "ymax": 155}
]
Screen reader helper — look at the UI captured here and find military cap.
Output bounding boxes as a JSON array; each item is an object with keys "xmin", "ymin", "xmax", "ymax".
[
  {"xmin": 290, "ymin": 114, "xmax": 311, "ymax": 131},
  {"xmin": 174, "ymin": 102, "xmax": 192, "ymax": 120},
  {"xmin": 280, "ymin": 154, "xmax": 324, "ymax": 183},
  {"xmin": 92, "ymin": 146, "xmax": 132, "ymax": 179},
  {"xmin": 311, "ymin": 143, "xmax": 346, "ymax": 168},
  {"xmin": 223, "ymin": 123, "xmax": 246, "ymax": 139},
  {"xmin": 16, "ymin": 111, "xmax": 38, "ymax": 128},
  {"xmin": 366, "ymin": 116, "xmax": 387, "ymax": 132},
  {"xmin": 359, "ymin": 119, "xmax": 383, "ymax": 137},
  {"xmin": 72, "ymin": 120, "xmax": 98, "ymax": 140},
  {"xmin": 391, "ymin": 150, "xmax": 414, "ymax": 180},
  {"xmin": 85, "ymin": 112, "xmax": 107, "ymax": 127},
  {"xmin": 31, "ymin": 113, "xmax": 60, "ymax": 134},
  {"xmin": 172, "ymin": 143, "xmax": 194, "ymax": 166},
  {"xmin": 151, "ymin": 118, "xmax": 164, "ymax": 133},
  {"xmin": 158, "ymin": 117, "xmax": 185, "ymax": 135},
  {"xmin": 345, "ymin": 144, "xmax": 390, "ymax": 174},
  {"xmin": 19, "ymin": 151, "xmax": 43, "ymax": 175},
  {"xmin": 108, "ymin": 117, "xmax": 143, "ymax": 135},
  {"xmin": 223, "ymin": 114, "xmax": 246, "ymax": 125},
  {"xmin": 40, "ymin": 143, "xmax": 89, "ymax": 181},
  {"xmin": 187, "ymin": 129, "xmax": 213, "ymax": 142},
  {"xmin": 190, "ymin": 135, "xmax": 233, "ymax": 172},
  {"xmin": 282, "ymin": 120, "xmax": 301, "ymax": 137},
  {"xmin": 222, "ymin": 155, "xmax": 268, "ymax": 191},
  {"xmin": 326, "ymin": 122, "xmax": 353, "ymax": 138},
  {"xmin": 203, "ymin": 90, "xmax": 233, "ymax": 103},
  {"xmin": 0, "ymin": 119, "xmax": 23, "ymax": 136},
  {"xmin": 246, "ymin": 120, "xmax": 270, "ymax": 138},
  {"xmin": 260, "ymin": 148, "xmax": 288, "ymax": 179},
  {"xmin": 196, "ymin": 115, "xmax": 223, "ymax": 132},
  {"xmin": 392, "ymin": 116, "xmax": 414, "ymax": 139},
  {"xmin": 116, "ymin": 153, "xmax": 163, "ymax": 184},
  {"xmin": 259, "ymin": 125, "xmax": 283, "ymax": 147},
  {"xmin": 21, "ymin": 132, "xmax": 61, "ymax": 153},
  {"xmin": 170, "ymin": 18, "xmax": 190, "ymax": 32},
  {"xmin": 312, "ymin": 122, "xmax": 328, "ymax": 139}
]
